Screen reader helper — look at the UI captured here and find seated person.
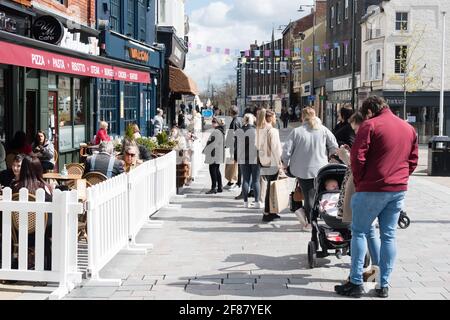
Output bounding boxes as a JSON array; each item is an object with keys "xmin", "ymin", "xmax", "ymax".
[
  {"xmin": 319, "ymin": 179, "xmax": 340, "ymax": 217},
  {"xmin": 32, "ymin": 130, "xmax": 55, "ymax": 172},
  {"xmin": 84, "ymin": 141, "xmax": 124, "ymax": 178},
  {"xmin": 0, "ymin": 154, "xmax": 24, "ymax": 188},
  {"xmin": 120, "ymin": 144, "xmax": 142, "ymax": 173},
  {"xmin": 6, "ymin": 131, "xmax": 32, "ymax": 169}
]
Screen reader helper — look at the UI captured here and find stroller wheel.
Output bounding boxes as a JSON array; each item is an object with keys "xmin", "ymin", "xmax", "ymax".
[
  {"xmin": 363, "ymin": 252, "xmax": 371, "ymax": 269},
  {"xmin": 398, "ymin": 212, "xmax": 410, "ymax": 229},
  {"xmin": 308, "ymin": 241, "xmax": 317, "ymax": 269}
]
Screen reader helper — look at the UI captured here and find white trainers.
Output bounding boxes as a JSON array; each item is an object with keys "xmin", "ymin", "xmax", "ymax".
[
  {"xmin": 295, "ymin": 208, "xmax": 308, "ymax": 228},
  {"xmin": 223, "ymin": 184, "xmax": 234, "ymax": 190},
  {"xmin": 253, "ymin": 202, "xmax": 263, "ymax": 209},
  {"xmin": 244, "ymin": 202, "xmax": 250, "ymax": 208},
  {"xmin": 229, "ymin": 184, "xmax": 239, "ymax": 190}
]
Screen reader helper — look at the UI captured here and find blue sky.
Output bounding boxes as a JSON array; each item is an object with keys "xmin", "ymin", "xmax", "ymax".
[{"xmin": 184, "ymin": 0, "xmax": 314, "ymax": 92}]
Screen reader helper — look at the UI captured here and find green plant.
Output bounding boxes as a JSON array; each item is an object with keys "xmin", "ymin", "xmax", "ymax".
[
  {"xmin": 156, "ymin": 131, "xmax": 169, "ymax": 146},
  {"xmin": 125, "ymin": 123, "xmax": 135, "ymax": 141},
  {"xmin": 136, "ymin": 137, "xmax": 158, "ymax": 153}
]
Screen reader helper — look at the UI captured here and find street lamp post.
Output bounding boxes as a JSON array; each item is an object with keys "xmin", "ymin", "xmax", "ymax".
[
  {"xmin": 351, "ymin": 0, "xmax": 357, "ymax": 109},
  {"xmin": 299, "ymin": 4, "xmax": 316, "ymax": 107},
  {"xmin": 440, "ymin": 11, "xmax": 446, "ymax": 136}
]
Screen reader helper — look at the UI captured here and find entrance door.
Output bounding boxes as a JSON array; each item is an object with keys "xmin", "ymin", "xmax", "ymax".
[
  {"xmin": 26, "ymin": 90, "xmax": 37, "ymax": 143},
  {"xmin": 48, "ymin": 91, "xmax": 58, "ymax": 153}
]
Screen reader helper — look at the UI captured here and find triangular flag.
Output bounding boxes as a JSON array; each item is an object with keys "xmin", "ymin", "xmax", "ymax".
[
  {"xmin": 224, "ymin": 48, "xmax": 230, "ymax": 55},
  {"xmin": 196, "ymin": 44, "xmax": 202, "ymax": 50},
  {"xmin": 215, "ymin": 48, "xmax": 221, "ymax": 54},
  {"xmin": 284, "ymin": 49, "xmax": 291, "ymax": 56},
  {"xmin": 265, "ymin": 50, "xmax": 270, "ymax": 57},
  {"xmin": 206, "ymin": 46, "xmax": 212, "ymax": 53},
  {"xmin": 334, "ymin": 42, "xmax": 340, "ymax": 49},
  {"xmin": 305, "ymin": 47, "xmax": 311, "ymax": 53},
  {"xmin": 255, "ymin": 50, "xmax": 261, "ymax": 57},
  {"xmin": 274, "ymin": 49, "xmax": 281, "ymax": 56},
  {"xmin": 245, "ymin": 50, "xmax": 250, "ymax": 57}
]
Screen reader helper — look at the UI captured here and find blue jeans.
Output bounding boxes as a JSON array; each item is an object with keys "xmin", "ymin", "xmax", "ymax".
[
  {"xmin": 350, "ymin": 191, "xmax": 406, "ymax": 287},
  {"xmin": 242, "ymin": 164, "xmax": 260, "ymax": 203}
]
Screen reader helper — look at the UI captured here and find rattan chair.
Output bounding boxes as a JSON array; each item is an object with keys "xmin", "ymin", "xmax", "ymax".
[
  {"xmin": 66, "ymin": 163, "xmax": 85, "ymax": 176},
  {"xmin": 83, "ymin": 172, "xmax": 108, "ymax": 186},
  {"xmin": 11, "ymin": 193, "xmax": 49, "ymax": 268}
]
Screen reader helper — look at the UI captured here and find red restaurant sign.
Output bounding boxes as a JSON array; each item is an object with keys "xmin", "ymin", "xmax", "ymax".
[{"xmin": 0, "ymin": 40, "xmax": 150, "ymax": 84}]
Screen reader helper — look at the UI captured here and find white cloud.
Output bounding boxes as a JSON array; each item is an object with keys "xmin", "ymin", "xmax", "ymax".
[{"xmin": 185, "ymin": 0, "xmax": 314, "ymax": 92}]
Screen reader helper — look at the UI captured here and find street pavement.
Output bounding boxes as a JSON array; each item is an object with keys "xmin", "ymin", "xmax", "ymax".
[{"xmin": 1, "ymin": 125, "xmax": 449, "ymax": 300}]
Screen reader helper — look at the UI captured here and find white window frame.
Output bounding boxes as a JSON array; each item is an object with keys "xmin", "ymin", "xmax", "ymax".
[
  {"xmin": 336, "ymin": 46, "xmax": 341, "ymax": 68},
  {"xmin": 395, "ymin": 12, "xmax": 409, "ymax": 31},
  {"xmin": 395, "ymin": 45, "xmax": 408, "ymax": 74},
  {"xmin": 330, "ymin": 6, "xmax": 335, "ymax": 29},
  {"xmin": 345, "ymin": 0, "xmax": 349, "ymax": 19},
  {"xmin": 337, "ymin": 1, "xmax": 341, "ymax": 25}
]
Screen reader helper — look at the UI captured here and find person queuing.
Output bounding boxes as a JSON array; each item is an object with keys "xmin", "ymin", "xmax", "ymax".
[
  {"xmin": 237, "ymin": 113, "xmax": 261, "ymax": 209},
  {"xmin": 224, "ymin": 106, "xmax": 242, "ymax": 193},
  {"xmin": 32, "ymin": 130, "xmax": 55, "ymax": 172},
  {"xmin": 95, "ymin": 121, "xmax": 111, "ymax": 145},
  {"xmin": 203, "ymin": 117, "xmax": 225, "ymax": 194},
  {"xmin": 280, "ymin": 107, "xmax": 290, "ymax": 129},
  {"xmin": 282, "ymin": 107, "xmax": 338, "ymax": 230},
  {"xmin": 334, "ymin": 96, "xmax": 418, "ymax": 299},
  {"xmin": 256, "ymin": 109, "xmax": 283, "ymax": 222},
  {"xmin": 84, "ymin": 141, "xmax": 124, "ymax": 178},
  {"xmin": 153, "ymin": 108, "xmax": 165, "ymax": 136}
]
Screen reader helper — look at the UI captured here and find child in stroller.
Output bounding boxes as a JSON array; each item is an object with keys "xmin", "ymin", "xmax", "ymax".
[{"xmin": 307, "ymin": 164, "xmax": 371, "ymax": 269}]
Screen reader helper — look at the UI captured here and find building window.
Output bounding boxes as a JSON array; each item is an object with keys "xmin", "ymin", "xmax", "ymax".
[
  {"xmin": 138, "ymin": 0, "xmax": 147, "ymax": 42},
  {"xmin": 395, "ymin": 45, "xmax": 408, "ymax": 74},
  {"xmin": 345, "ymin": 0, "xmax": 349, "ymax": 19},
  {"xmin": 99, "ymin": 80, "xmax": 119, "ymax": 135},
  {"xmin": 376, "ymin": 49, "xmax": 381, "ymax": 79},
  {"xmin": 110, "ymin": 0, "xmax": 121, "ymax": 33},
  {"xmin": 338, "ymin": 46, "xmax": 342, "ymax": 68},
  {"xmin": 127, "ymin": 0, "xmax": 136, "ymax": 38},
  {"xmin": 159, "ymin": 0, "xmax": 166, "ymax": 23},
  {"xmin": 330, "ymin": 48, "xmax": 334, "ymax": 70},
  {"xmin": 368, "ymin": 49, "xmax": 382, "ymax": 80},
  {"xmin": 54, "ymin": 0, "xmax": 66, "ymax": 4},
  {"xmin": 396, "ymin": 12, "xmax": 409, "ymax": 31},
  {"xmin": 344, "ymin": 43, "xmax": 349, "ymax": 66},
  {"xmin": 337, "ymin": 1, "xmax": 342, "ymax": 25},
  {"xmin": 330, "ymin": 6, "xmax": 335, "ymax": 29}
]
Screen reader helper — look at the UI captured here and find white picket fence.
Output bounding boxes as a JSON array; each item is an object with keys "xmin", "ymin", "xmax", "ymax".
[
  {"xmin": 0, "ymin": 188, "xmax": 83, "ymax": 299},
  {"xmin": 190, "ymin": 139, "xmax": 205, "ymax": 180},
  {"xmin": 0, "ymin": 150, "xmax": 177, "ymax": 294},
  {"xmin": 85, "ymin": 151, "xmax": 176, "ymax": 285}
]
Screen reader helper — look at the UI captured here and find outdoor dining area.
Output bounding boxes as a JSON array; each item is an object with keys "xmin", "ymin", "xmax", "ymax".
[{"xmin": 0, "ymin": 121, "xmax": 204, "ymax": 298}]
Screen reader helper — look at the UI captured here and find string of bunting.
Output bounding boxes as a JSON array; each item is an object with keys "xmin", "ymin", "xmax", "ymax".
[{"xmin": 187, "ymin": 39, "xmax": 351, "ymax": 59}]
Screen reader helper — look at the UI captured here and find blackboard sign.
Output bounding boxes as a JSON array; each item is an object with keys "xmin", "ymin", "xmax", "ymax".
[{"xmin": 32, "ymin": 15, "xmax": 64, "ymax": 45}]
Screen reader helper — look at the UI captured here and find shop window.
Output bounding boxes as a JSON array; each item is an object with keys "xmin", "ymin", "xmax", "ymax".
[
  {"xmin": 124, "ymin": 82, "xmax": 138, "ymax": 130},
  {"xmin": 99, "ymin": 79, "xmax": 119, "ymax": 136},
  {"xmin": 110, "ymin": 0, "xmax": 122, "ymax": 33},
  {"xmin": 73, "ymin": 78, "xmax": 86, "ymax": 147},
  {"xmin": 58, "ymin": 76, "xmax": 72, "ymax": 151}
]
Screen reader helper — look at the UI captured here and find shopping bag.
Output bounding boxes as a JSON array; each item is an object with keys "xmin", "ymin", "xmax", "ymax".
[
  {"xmin": 269, "ymin": 178, "xmax": 290, "ymax": 214},
  {"xmin": 225, "ymin": 161, "xmax": 238, "ymax": 182},
  {"xmin": 293, "ymin": 180, "xmax": 304, "ymax": 202}
]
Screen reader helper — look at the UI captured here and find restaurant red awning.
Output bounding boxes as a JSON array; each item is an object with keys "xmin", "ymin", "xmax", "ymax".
[
  {"xmin": 169, "ymin": 66, "xmax": 199, "ymax": 96},
  {"xmin": 0, "ymin": 40, "xmax": 150, "ymax": 84}
]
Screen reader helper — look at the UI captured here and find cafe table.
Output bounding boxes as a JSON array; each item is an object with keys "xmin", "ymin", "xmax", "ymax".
[{"xmin": 43, "ymin": 173, "xmax": 83, "ymax": 181}]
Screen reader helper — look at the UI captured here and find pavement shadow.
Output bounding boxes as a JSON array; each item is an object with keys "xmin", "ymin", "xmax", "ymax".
[
  {"xmin": 160, "ymin": 215, "xmax": 298, "ymax": 224},
  {"xmin": 181, "ymin": 223, "xmax": 303, "ymax": 233}
]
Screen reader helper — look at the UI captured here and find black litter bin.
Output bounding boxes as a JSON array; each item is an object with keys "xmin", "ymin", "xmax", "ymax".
[{"xmin": 428, "ymin": 136, "xmax": 450, "ymax": 176}]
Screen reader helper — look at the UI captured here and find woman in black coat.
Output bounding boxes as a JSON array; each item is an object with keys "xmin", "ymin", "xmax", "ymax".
[
  {"xmin": 203, "ymin": 117, "xmax": 225, "ymax": 194},
  {"xmin": 333, "ymin": 104, "xmax": 356, "ymax": 147}
]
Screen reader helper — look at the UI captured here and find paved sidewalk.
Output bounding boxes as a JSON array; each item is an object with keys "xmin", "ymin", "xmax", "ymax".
[{"xmin": 62, "ymin": 130, "xmax": 450, "ymax": 300}]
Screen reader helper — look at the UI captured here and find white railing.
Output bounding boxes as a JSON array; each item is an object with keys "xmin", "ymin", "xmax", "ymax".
[
  {"xmin": 155, "ymin": 151, "xmax": 177, "ymax": 209},
  {"xmin": 127, "ymin": 158, "xmax": 157, "ymax": 247},
  {"xmin": 85, "ymin": 151, "xmax": 176, "ymax": 285},
  {"xmin": 0, "ymin": 188, "xmax": 83, "ymax": 299},
  {"xmin": 86, "ymin": 173, "xmax": 128, "ymax": 285},
  {"xmin": 190, "ymin": 139, "xmax": 205, "ymax": 180}
]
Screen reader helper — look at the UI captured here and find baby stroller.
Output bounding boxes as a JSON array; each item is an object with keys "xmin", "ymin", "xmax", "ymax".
[{"xmin": 307, "ymin": 164, "xmax": 371, "ymax": 269}]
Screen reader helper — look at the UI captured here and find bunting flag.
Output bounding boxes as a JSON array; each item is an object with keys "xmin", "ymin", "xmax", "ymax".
[
  {"xmin": 255, "ymin": 50, "xmax": 261, "ymax": 57},
  {"xmin": 294, "ymin": 47, "xmax": 300, "ymax": 54},
  {"xmin": 314, "ymin": 46, "xmax": 320, "ymax": 52},
  {"xmin": 206, "ymin": 46, "xmax": 212, "ymax": 53},
  {"xmin": 241, "ymin": 58, "xmax": 247, "ymax": 63},
  {"xmin": 305, "ymin": 47, "xmax": 311, "ymax": 53},
  {"xmin": 343, "ymin": 40, "xmax": 350, "ymax": 47},
  {"xmin": 334, "ymin": 42, "xmax": 340, "ymax": 49},
  {"xmin": 188, "ymin": 42, "xmax": 192, "ymax": 48},
  {"xmin": 284, "ymin": 49, "xmax": 291, "ymax": 56},
  {"xmin": 323, "ymin": 43, "xmax": 330, "ymax": 50},
  {"xmin": 274, "ymin": 49, "xmax": 281, "ymax": 57},
  {"xmin": 196, "ymin": 44, "xmax": 202, "ymax": 50},
  {"xmin": 264, "ymin": 50, "xmax": 270, "ymax": 57},
  {"xmin": 224, "ymin": 48, "xmax": 231, "ymax": 55},
  {"xmin": 235, "ymin": 49, "xmax": 240, "ymax": 56},
  {"xmin": 215, "ymin": 48, "xmax": 220, "ymax": 54},
  {"xmin": 245, "ymin": 50, "xmax": 250, "ymax": 57}
]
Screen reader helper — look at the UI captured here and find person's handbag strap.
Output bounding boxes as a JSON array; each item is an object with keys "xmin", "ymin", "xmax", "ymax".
[{"xmin": 106, "ymin": 156, "xmax": 115, "ymax": 178}]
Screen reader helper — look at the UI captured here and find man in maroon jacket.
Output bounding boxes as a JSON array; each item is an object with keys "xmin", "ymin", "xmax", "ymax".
[{"xmin": 335, "ymin": 96, "xmax": 418, "ymax": 298}]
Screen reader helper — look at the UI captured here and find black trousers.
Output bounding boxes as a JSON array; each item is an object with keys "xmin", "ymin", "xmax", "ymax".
[
  {"xmin": 298, "ymin": 178, "xmax": 315, "ymax": 223},
  {"xmin": 209, "ymin": 164, "xmax": 222, "ymax": 191},
  {"xmin": 237, "ymin": 164, "xmax": 242, "ymax": 187},
  {"xmin": 283, "ymin": 119, "xmax": 289, "ymax": 128}
]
